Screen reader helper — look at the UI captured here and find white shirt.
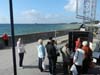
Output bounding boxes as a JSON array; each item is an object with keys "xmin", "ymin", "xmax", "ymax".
[
  {"xmin": 17, "ymin": 41, "xmax": 25, "ymax": 53},
  {"xmin": 80, "ymin": 28, "xmax": 86, "ymax": 31},
  {"xmin": 73, "ymin": 48, "xmax": 85, "ymax": 66}
]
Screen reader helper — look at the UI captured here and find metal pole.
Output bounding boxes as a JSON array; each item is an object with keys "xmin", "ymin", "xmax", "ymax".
[
  {"xmin": 9, "ymin": 0, "xmax": 17, "ymax": 75},
  {"xmin": 76, "ymin": 0, "xmax": 78, "ymax": 17},
  {"xmin": 55, "ymin": 30, "xmax": 56, "ymax": 40},
  {"xmin": 83, "ymin": 0, "xmax": 86, "ymax": 24}
]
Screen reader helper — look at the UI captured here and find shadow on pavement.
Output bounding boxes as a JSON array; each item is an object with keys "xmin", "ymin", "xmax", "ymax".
[
  {"xmin": 22, "ymin": 65, "xmax": 38, "ymax": 69},
  {"xmin": 56, "ymin": 62, "xmax": 64, "ymax": 75},
  {"xmin": 21, "ymin": 61, "xmax": 100, "ymax": 75},
  {"xmin": 88, "ymin": 67, "xmax": 100, "ymax": 74}
]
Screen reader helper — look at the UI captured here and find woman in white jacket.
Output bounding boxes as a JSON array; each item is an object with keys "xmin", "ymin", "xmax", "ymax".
[
  {"xmin": 17, "ymin": 38, "xmax": 25, "ymax": 67},
  {"xmin": 71, "ymin": 43, "xmax": 85, "ymax": 75}
]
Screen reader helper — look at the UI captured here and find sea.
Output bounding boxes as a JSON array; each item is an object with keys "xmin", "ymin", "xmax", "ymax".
[{"xmin": 0, "ymin": 24, "xmax": 81, "ymax": 36}]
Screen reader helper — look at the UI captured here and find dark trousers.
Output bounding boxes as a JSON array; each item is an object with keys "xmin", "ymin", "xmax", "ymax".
[
  {"xmin": 4, "ymin": 40, "xmax": 8, "ymax": 46},
  {"xmin": 38, "ymin": 58, "xmax": 43, "ymax": 72},
  {"xmin": 75, "ymin": 65, "xmax": 82, "ymax": 75},
  {"xmin": 19, "ymin": 53, "xmax": 24, "ymax": 67},
  {"xmin": 63, "ymin": 62, "xmax": 70, "ymax": 75},
  {"xmin": 48, "ymin": 57, "xmax": 56, "ymax": 75},
  {"xmin": 82, "ymin": 58, "xmax": 90, "ymax": 74}
]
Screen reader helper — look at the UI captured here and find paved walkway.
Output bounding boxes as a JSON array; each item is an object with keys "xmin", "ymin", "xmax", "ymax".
[
  {"xmin": 0, "ymin": 35, "xmax": 100, "ymax": 75},
  {"xmin": 0, "ymin": 35, "xmax": 68, "ymax": 75}
]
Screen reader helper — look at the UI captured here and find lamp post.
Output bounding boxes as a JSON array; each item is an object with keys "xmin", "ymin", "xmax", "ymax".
[
  {"xmin": 9, "ymin": 0, "xmax": 17, "ymax": 75},
  {"xmin": 55, "ymin": 30, "xmax": 57, "ymax": 40}
]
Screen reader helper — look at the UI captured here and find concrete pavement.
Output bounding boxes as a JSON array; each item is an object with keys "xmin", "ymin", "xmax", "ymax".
[
  {"xmin": 0, "ymin": 35, "xmax": 68, "ymax": 75},
  {"xmin": 0, "ymin": 35, "xmax": 100, "ymax": 75}
]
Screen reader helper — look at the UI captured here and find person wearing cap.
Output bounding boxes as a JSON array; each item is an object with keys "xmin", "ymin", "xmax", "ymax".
[
  {"xmin": 37, "ymin": 39, "xmax": 46, "ymax": 72},
  {"xmin": 82, "ymin": 41, "xmax": 92, "ymax": 74}
]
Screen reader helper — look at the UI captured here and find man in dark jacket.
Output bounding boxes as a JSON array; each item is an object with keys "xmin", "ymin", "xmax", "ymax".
[{"xmin": 46, "ymin": 40, "xmax": 57, "ymax": 75}]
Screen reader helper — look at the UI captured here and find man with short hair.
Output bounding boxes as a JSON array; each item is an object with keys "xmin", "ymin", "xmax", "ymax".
[{"xmin": 46, "ymin": 39, "xmax": 57, "ymax": 75}]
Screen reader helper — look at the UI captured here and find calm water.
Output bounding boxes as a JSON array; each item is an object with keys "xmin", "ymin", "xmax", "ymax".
[{"xmin": 0, "ymin": 24, "xmax": 80, "ymax": 36}]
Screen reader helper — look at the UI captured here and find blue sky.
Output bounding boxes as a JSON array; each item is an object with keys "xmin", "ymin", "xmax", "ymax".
[{"xmin": 0, "ymin": 0, "xmax": 100, "ymax": 23}]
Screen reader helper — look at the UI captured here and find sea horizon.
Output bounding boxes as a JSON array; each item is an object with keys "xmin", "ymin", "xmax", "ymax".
[{"xmin": 0, "ymin": 23, "xmax": 80, "ymax": 36}]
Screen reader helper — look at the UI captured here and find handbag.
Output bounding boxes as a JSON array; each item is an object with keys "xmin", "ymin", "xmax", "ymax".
[
  {"xmin": 70, "ymin": 64, "xmax": 78, "ymax": 75},
  {"xmin": 89, "ymin": 62, "xmax": 95, "ymax": 68}
]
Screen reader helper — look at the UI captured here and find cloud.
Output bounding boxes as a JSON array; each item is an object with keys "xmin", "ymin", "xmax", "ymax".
[
  {"xmin": 64, "ymin": 0, "xmax": 76, "ymax": 12},
  {"xmin": 14, "ymin": 9, "xmax": 41, "ymax": 23},
  {"xmin": 14, "ymin": 9, "xmax": 69, "ymax": 23},
  {"xmin": 0, "ymin": 15, "xmax": 10, "ymax": 23},
  {"xmin": 64, "ymin": 0, "xmax": 82, "ymax": 12},
  {"xmin": 21, "ymin": 9, "xmax": 40, "ymax": 17},
  {"xmin": 0, "ymin": 9, "xmax": 78, "ymax": 23}
]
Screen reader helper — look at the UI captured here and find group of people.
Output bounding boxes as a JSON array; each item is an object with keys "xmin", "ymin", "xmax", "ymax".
[
  {"xmin": 16, "ymin": 37, "xmax": 93, "ymax": 75},
  {"xmin": 70, "ymin": 38, "xmax": 92, "ymax": 75},
  {"xmin": 16, "ymin": 37, "xmax": 59, "ymax": 75},
  {"xmin": 37, "ymin": 37, "xmax": 93, "ymax": 75},
  {"xmin": 37, "ymin": 37, "xmax": 58, "ymax": 75}
]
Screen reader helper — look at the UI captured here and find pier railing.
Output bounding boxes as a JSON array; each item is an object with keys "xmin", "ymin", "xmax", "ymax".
[{"xmin": 0, "ymin": 29, "xmax": 78, "ymax": 48}]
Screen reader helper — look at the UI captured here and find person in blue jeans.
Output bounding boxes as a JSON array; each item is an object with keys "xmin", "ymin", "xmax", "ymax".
[{"xmin": 37, "ymin": 39, "xmax": 46, "ymax": 72}]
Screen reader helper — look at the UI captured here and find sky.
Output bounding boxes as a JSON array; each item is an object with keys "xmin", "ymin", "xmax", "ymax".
[{"xmin": 0, "ymin": 0, "xmax": 100, "ymax": 24}]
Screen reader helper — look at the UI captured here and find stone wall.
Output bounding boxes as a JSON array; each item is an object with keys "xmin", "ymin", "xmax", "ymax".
[{"xmin": 0, "ymin": 29, "xmax": 75, "ymax": 48}]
